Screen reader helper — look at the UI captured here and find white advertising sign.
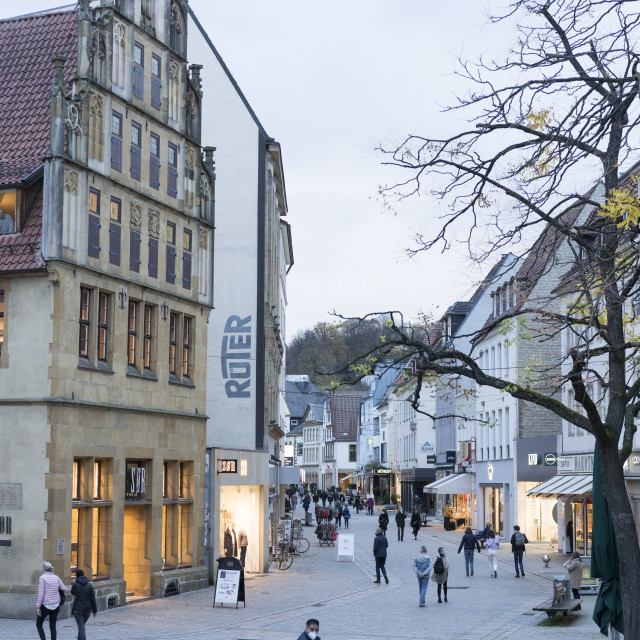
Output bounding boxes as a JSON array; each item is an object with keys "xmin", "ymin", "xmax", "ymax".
[
  {"xmin": 337, "ymin": 534, "xmax": 355, "ymax": 562},
  {"xmin": 214, "ymin": 569, "xmax": 241, "ymax": 604}
]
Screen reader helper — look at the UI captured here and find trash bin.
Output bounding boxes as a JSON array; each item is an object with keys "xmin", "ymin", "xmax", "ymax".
[{"xmin": 305, "ymin": 511, "xmax": 312, "ymax": 525}]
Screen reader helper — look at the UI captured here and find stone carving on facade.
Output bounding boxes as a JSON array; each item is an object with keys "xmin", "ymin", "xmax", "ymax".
[
  {"xmin": 170, "ymin": 61, "xmax": 181, "ymax": 82},
  {"xmin": 185, "ymin": 145, "xmax": 195, "ymax": 170},
  {"xmin": 148, "ymin": 209, "xmax": 160, "ymax": 238},
  {"xmin": 89, "ymin": 91, "xmax": 103, "ymax": 116},
  {"xmin": 200, "ymin": 173, "xmax": 211, "ymax": 200},
  {"xmin": 65, "ymin": 103, "xmax": 82, "ymax": 134},
  {"xmin": 64, "ymin": 170, "xmax": 79, "ymax": 195},
  {"xmin": 187, "ymin": 91, "xmax": 197, "ymax": 117},
  {"xmin": 170, "ymin": 2, "xmax": 184, "ymax": 34},
  {"xmin": 130, "ymin": 201, "xmax": 142, "ymax": 232},
  {"xmin": 91, "ymin": 29, "xmax": 107, "ymax": 62},
  {"xmin": 199, "ymin": 228, "xmax": 208, "ymax": 249},
  {"xmin": 113, "ymin": 20, "xmax": 125, "ymax": 48}
]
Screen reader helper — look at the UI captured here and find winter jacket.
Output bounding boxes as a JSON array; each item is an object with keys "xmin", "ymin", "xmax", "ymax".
[
  {"xmin": 413, "ymin": 552, "xmax": 431, "ymax": 578},
  {"xmin": 378, "ymin": 512, "xmax": 389, "ymax": 529},
  {"xmin": 395, "ymin": 511, "xmax": 407, "ymax": 527},
  {"xmin": 410, "ymin": 512, "xmax": 421, "ymax": 530},
  {"xmin": 342, "ymin": 507, "xmax": 351, "ymax": 518},
  {"xmin": 238, "ymin": 530, "xmax": 248, "ymax": 547},
  {"xmin": 366, "ymin": 498, "xmax": 374, "ymax": 508},
  {"xmin": 510, "ymin": 531, "xmax": 529, "ymax": 552},
  {"xmin": 373, "ymin": 533, "xmax": 388, "ymax": 558},
  {"xmin": 36, "ymin": 572, "xmax": 67, "ymax": 608},
  {"xmin": 566, "ymin": 558, "xmax": 583, "ymax": 589},
  {"xmin": 297, "ymin": 632, "xmax": 321, "ymax": 640},
  {"xmin": 484, "ymin": 536, "xmax": 500, "ymax": 551},
  {"xmin": 71, "ymin": 576, "xmax": 97, "ymax": 615},
  {"xmin": 430, "ymin": 554, "xmax": 450, "ymax": 584},
  {"xmin": 458, "ymin": 533, "xmax": 480, "ymax": 553},
  {"xmin": 303, "ymin": 497, "xmax": 311, "ymax": 510}
]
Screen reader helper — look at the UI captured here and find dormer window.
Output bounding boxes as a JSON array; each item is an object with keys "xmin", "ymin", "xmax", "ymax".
[{"xmin": 0, "ymin": 190, "xmax": 16, "ymax": 234}]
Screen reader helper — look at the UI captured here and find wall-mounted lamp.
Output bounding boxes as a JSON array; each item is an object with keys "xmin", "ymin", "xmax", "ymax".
[
  {"xmin": 161, "ymin": 302, "xmax": 169, "ymax": 321},
  {"xmin": 118, "ymin": 288, "xmax": 127, "ymax": 310}
]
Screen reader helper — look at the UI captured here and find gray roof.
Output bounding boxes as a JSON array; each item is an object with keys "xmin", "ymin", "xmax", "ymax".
[{"xmin": 285, "ymin": 377, "xmax": 326, "ymax": 420}]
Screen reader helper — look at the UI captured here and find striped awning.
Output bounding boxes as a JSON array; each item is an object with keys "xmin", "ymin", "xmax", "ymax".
[
  {"xmin": 423, "ymin": 473, "xmax": 472, "ymax": 494},
  {"xmin": 526, "ymin": 474, "xmax": 592, "ymax": 498}
]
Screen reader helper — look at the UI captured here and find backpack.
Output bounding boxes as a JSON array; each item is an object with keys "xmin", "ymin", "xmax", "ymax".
[
  {"xmin": 514, "ymin": 531, "xmax": 526, "ymax": 546},
  {"xmin": 416, "ymin": 556, "xmax": 431, "ymax": 577},
  {"xmin": 433, "ymin": 556, "xmax": 445, "ymax": 574}
]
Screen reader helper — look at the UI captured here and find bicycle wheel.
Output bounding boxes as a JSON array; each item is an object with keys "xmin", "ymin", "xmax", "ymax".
[
  {"xmin": 297, "ymin": 537, "xmax": 310, "ymax": 553},
  {"xmin": 276, "ymin": 550, "xmax": 293, "ymax": 570}
]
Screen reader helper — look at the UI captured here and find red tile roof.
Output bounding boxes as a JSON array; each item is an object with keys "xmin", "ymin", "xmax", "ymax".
[
  {"xmin": 0, "ymin": 9, "xmax": 77, "ymax": 185},
  {"xmin": 0, "ymin": 191, "xmax": 45, "ymax": 272}
]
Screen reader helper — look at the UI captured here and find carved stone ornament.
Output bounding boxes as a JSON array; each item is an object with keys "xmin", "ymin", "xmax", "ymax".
[
  {"xmin": 89, "ymin": 91, "xmax": 103, "ymax": 116},
  {"xmin": 91, "ymin": 30, "xmax": 107, "ymax": 61},
  {"xmin": 130, "ymin": 201, "xmax": 142, "ymax": 232},
  {"xmin": 199, "ymin": 228, "xmax": 208, "ymax": 249},
  {"xmin": 65, "ymin": 103, "xmax": 82, "ymax": 134},
  {"xmin": 187, "ymin": 91, "xmax": 197, "ymax": 117},
  {"xmin": 171, "ymin": 2, "xmax": 184, "ymax": 33},
  {"xmin": 185, "ymin": 145, "xmax": 195, "ymax": 170},
  {"xmin": 148, "ymin": 209, "xmax": 160, "ymax": 238},
  {"xmin": 200, "ymin": 174, "xmax": 211, "ymax": 199},
  {"xmin": 169, "ymin": 61, "xmax": 181, "ymax": 82},
  {"xmin": 64, "ymin": 170, "xmax": 79, "ymax": 195},
  {"xmin": 113, "ymin": 20, "xmax": 126, "ymax": 48}
]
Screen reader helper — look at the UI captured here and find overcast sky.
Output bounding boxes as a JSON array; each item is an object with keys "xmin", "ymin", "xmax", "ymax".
[{"xmin": 16, "ymin": 0, "xmax": 512, "ymax": 340}]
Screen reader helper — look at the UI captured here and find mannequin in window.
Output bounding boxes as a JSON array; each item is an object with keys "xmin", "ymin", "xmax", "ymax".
[
  {"xmin": 224, "ymin": 524, "xmax": 237, "ymax": 558},
  {"xmin": 239, "ymin": 529, "xmax": 248, "ymax": 567}
]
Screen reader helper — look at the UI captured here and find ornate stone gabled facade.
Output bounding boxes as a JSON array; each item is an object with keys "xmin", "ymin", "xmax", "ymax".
[{"xmin": 0, "ymin": 0, "xmax": 215, "ymax": 618}]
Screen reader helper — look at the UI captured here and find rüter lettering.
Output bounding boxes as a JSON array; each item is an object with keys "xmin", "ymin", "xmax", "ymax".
[{"xmin": 222, "ymin": 315, "xmax": 252, "ymax": 398}]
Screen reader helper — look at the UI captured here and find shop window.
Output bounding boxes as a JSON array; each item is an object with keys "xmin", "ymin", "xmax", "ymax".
[
  {"xmin": 125, "ymin": 460, "xmax": 148, "ymax": 501},
  {"xmin": 167, "ymin": 142, "xmax": 178, "ymax": 197},
  {"xmin": 79, "ymin": 288, "xmax": 91, "ymax": 358},
  {"xmin": 149, "ymin": 132, "xmax": 161, "ymax": 189},
  {"xmin": 130, "ymin": 121, "xmax": 142, "ymax": 180},
  {"xmin": 169, "ymin": 312, "xmax": 178, "ymax": 376},
  {"xmin": 151, "ymin": 53, "xmax": 161, "ymax": 110},
  {"xmin": 182, "ymin": 316, "xmax": 192, "ymax": 379},
  {"xmin": 128, "ymin": 300, "xmax": 138, "ymax": 369},
  {"xmin": 130, "ymin": 230, "xmax": 141, "ymax": 272},
  {"xmin": 109, "ymin": 197, "xmax": 121, "ymax": 266},
  {"xmin": 111, "ymin": 111, "xmax": 123, "ymax": 172},
  {"xmin": 182, "ymin": 229, "xmax": 191, "ymax": 289},
  {"xmin": 88, "ymin": 92, "xmax": 104, "ymax": 162},
  {"xmin": 133, "ymin": 42, "xmax": 144, "ymax": 100},
  {"xmin": 143, "ymin": 304, "xmax": 154, "ymax": 370},
  {"xmin": 220, "ymin": 485, "xmax": 258, "ymax": 572},
  {"xmin": 88, "ymin": 189, "xmax": 101, "ymax": 258},
  {"xmin": 148, "ymin": 237, "xmax": 158, "ymax": 278},
  {"xmin": 166, "ymin": 222, "xmax": 176, "ymax": 284},
  {"xmin": 97, "ymin": 292, "xmax": 110, "ymax": 362}
]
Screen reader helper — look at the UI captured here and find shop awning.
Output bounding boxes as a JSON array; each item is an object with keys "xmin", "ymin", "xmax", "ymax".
[
  {"xmin": 423, "ymin": 473, "xmax": 472, "ymax": 494},
  {"xmin": 340, "ymin": 471, "xmax": 363, "ymax": 482},
  {"xmin": 527, "ymin": 474, "xmax": 593, "ymax": 498},
  {"xmin": 269, "ymin": 466, "xmax": 304, "ymax": 485}
]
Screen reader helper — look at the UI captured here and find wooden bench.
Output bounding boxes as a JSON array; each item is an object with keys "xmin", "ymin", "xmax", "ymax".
[{"xmin": 533, "ymin": 578, "xmax": 582, "ymax": 621}]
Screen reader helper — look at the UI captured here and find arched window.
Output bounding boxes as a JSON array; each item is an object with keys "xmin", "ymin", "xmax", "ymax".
[
  {"xmin": 91, "ymin": 29, "xmax": 106, "ymax": 83},
  {"xmin": 170, "ymin": 2, "xmax": 185, "ymax": 56},
  {"xmin": 88, "ymin": 91, "xmax": 104, "ymax": 162},
  {"xmin": 112, "ymin": 20, "xmax": 126, "ymax": 89}
]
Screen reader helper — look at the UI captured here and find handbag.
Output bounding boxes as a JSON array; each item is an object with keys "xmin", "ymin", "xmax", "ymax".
[{"xmin": 58, "ymin": 588, "xmax": 66, "ymax": 606}]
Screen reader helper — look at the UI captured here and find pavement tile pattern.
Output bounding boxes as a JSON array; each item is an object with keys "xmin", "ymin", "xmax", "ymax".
[{"xmin": 0, "ymin": 508, "xmax": 606, "ymax": 639}]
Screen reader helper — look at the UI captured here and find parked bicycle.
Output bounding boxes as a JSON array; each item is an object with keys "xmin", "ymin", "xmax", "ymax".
[{"xmin": 274, "ymin": 542, "xmax": 293, "ymax": 570}]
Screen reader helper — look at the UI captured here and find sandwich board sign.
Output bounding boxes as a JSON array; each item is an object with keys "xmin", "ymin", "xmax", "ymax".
[
  {"xmin": 214, "ymin": 556, "xmax": 245, "ymax": 608},
  {"xmin": 337, "ymin": 534, "xmax": 355, "ymax": 562}
]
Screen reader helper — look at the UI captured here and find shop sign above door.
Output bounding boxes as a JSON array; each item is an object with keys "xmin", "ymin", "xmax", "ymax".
[{"xmin": 218, "ymin": 459, "xmax": 238, "ymax": 474}]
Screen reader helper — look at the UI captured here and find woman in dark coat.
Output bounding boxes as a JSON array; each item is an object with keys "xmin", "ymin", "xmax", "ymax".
[
  {"xmin": 410, "ymin": 509, "xmax": 421, "ymax": 540},
  {"xmin": 378, "ymin": 508, "xmax": 389, "ymax": 535}
]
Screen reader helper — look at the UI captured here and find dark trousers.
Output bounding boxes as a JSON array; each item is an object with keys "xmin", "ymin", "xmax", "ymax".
[
  {"xmin": 36, "ymin": 605, "xmax": 60, "ymax": 640},
  {"xmin": 572, "ymin": 588, "xmax": 582, "ymax": 609},
  {"xmin": 514, "ymin": 549, "xmax": 524, "ymax": 575},
  {"xmin": 74, "ymin": 611, "xmax": 90, "ymax": 640},
  {"xmin": 444, "ymin": 516, "xmax": 451, "ymax": 530},
  {"xmin": 344, "ymin": 517, "xmax": 349, "ymax": 528},
  {"xmin": 240, "ymin": 545, "xmax": 247, "ymax": 567},
  {"xmin": 437, "ymin": 581, "xmax": 448, "ymax": 600},
  {"xmin": 375, "ymin": 557, "xmax": 387, "ymax": 580},
  {"xmin": 397, "ymin": 526, "xmax": 404, "ymax": 541}
]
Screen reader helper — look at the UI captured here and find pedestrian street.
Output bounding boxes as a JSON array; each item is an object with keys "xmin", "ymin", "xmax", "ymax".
[{"xmin": 0, "ymin": 508, "xmax": 606, "ymax": 640}]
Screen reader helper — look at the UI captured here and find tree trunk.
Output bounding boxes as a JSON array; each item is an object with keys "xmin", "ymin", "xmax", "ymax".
[{"xmin": 598, "ymin": 440, "xmax": 640, "ymax": 638}]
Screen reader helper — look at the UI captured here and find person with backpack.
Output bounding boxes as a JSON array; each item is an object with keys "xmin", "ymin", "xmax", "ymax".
[
  {"xmin": 342, "ymin": 504, "xmax": 351, "ymax": 528},
  {"xmin": 413, "ymin": 545, "xmax": 431, "ymax": 607},
  {"xmin": 510, "ymin": 524, "xmax": 529, "ymax": 577},
  {"xmin": 378, "ymin": 508, "xmax": 389, "ymax": 535},
  {"xmin": 457, "ymin": 526, "xmax": 481, "ymax": 576},
  {"xmin": 395, "ymin": 508, "xmax": 407, "ymax": 541},
  {"xmin": 485, "ymin": 529, "xmax": 500, "ymax": 578},
  {"xmin": 431, "ymin": 547, "xmax": 450, "ymax": 603},
  {"xmin": 410, "ymin": 508, "xmax": 421, "ymax": 540},
  {"xmin": 70, "ymin": 569, "xmax": 97, "ymax": 640},
  {"xmin": 334, "ymin": 502, "xmax": 343, "ymax": 528}
]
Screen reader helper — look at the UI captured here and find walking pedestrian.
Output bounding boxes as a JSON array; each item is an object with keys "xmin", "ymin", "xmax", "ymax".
[
  {"xmin": 457, "ymin": 526, "xmax": 481, "ymax": 576},
  {"xmin": 395, "ymin": 508, "xmax": 407, "ymax": 541},
  {"xmin": 291, "ymin": 492, "xmax": 298, "ymax": 512},
  {"xmin": 410, "ymin": 508, "xmax": 421, "ymax": 540},
  {"xmin": 510, "ymin": 524, "xmax": 528, "ymax": 578},
  {"xmin": 334, "ymin": 502, "xmax": 343, "ymax": 528},
  {"xmin": 70, "ymin": 569, "xmax": 97, "ymax": 640},
  {"xmin": 367, "ymin": 496, "xmax": 374, "ymax": 515},
  {"xmin": 413, "ymin": 545, "xmax": 432, "ymax": 607},
  {"xmin": 302, "ymin": 494, "xmax": 311, "ymax": 514},
  {"xmin": 443, "ymin": 501, "xmax": 453, "ymax": 531},
  {"xmin": 431, "ymin": 547, "xmax": 450, "ymax": 603},
  {"xmin": 485, "ymin": 529, "xmax": 499, "ymax": 577},
  {"xmin": 355, "ymin": 495, "xmax": 361, "ymax": 513},
  {"xmin": 342, "ymin": 504, "xmax": 351, "ymax": 528},
  {"xmin": 296, "ymin": 618, "xmax": 321, "ymax": 640},
  {"xmin": 564, "ymin": 551, "xmax": 583, "ymax": 609},
  {"xmin": 321, "ymin": 490, "xmax": 327, "ymax": 507},
  {"xmin": 378, "ymin": 508, "xmax": 389, "ymax": 535},
  {"xmin": 36, "ymin": 561, "xmax": 67, "ymax": 640},
  {"xmin": 373, "ymin": 527, "xmax": 389, "ymax": 584}
]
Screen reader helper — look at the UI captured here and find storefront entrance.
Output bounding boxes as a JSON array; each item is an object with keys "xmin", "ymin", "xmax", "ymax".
[
  {"xmin": 573, "ymin": 498, "xmax": 593, "ymax": 556},
  {"xmin": 483, "ymin": 487, "xmax": 504, "ymax": 536},
  {"xmin": 123, "ymin": 504, "xmax": 151, "ymax": 598}
]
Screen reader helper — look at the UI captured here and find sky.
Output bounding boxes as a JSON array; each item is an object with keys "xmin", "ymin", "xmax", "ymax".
[{"xmin": 14, "ymin": 0, "xmax": 513, "ymax": 340}]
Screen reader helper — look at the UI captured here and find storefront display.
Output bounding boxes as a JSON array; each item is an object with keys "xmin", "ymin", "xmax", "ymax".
[
  {"xmin": 483, "ymin": 487, "xmax": 504, "ymax": 536},
  {"xmin": 219, "ymin": 486, "xmax": 260, "ymax": 573},
  {"xmin": 573, "ymin": 499, "xmax": 593, "ymax": 556}
]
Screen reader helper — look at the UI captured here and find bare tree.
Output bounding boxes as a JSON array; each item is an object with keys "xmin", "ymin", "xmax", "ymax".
[{"xmin": 364, "ymin": 0, "xmax": 640, "ymax": 633}]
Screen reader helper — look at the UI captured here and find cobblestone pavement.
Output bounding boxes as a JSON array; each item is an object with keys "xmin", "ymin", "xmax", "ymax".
[{"xmin": 1, "ymin": 508, "xmax": 607, "ymax": 639}]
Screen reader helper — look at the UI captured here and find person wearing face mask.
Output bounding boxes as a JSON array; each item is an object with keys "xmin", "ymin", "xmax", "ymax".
[{"xmin": 297, "ymin": 618, "xmax": 320, "ymax": 640}]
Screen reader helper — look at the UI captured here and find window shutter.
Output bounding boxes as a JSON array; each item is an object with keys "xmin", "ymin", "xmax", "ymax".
[
  {"xmin": 133, "ymin": 65, "xmax": 144, "ymax": 99},
  {"xmin": 166, "ymin": 245, "xmax": 176, "ymax": 284},
  {"xmin": 168, "ymin": 166, "xmax": 178, "ymax": 197},
  {"xmin": 130, "ymin": 146, "xmax": 141, "ymax": 180},
  {"xmin": 88, "ymin": 214, "xmax": 101, "ymax": 258},
  {"xmin": 148, "ymin": 238, "xmax": 158, "ymax": 278},
  {"xmin": 111, "ymin": 136, "xmax": 122, "ymax": 171},
  {"xmin": 130, "ymin": 230, "xmax": 141, "ymax": 272},
  {"xmin": 182, "ymin": 251, "xmax": 191, "ymax": 289},
  {"xmin": 150, "ymin": 157, "xmax": 161, "ymax": 189},
  {"xmin": 109, "ymin": 223, "xmax": 121, "ymax": 266},
  {"xmin": 151, "ymin": 77, "xmax": 162, "ymax": 109}
]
